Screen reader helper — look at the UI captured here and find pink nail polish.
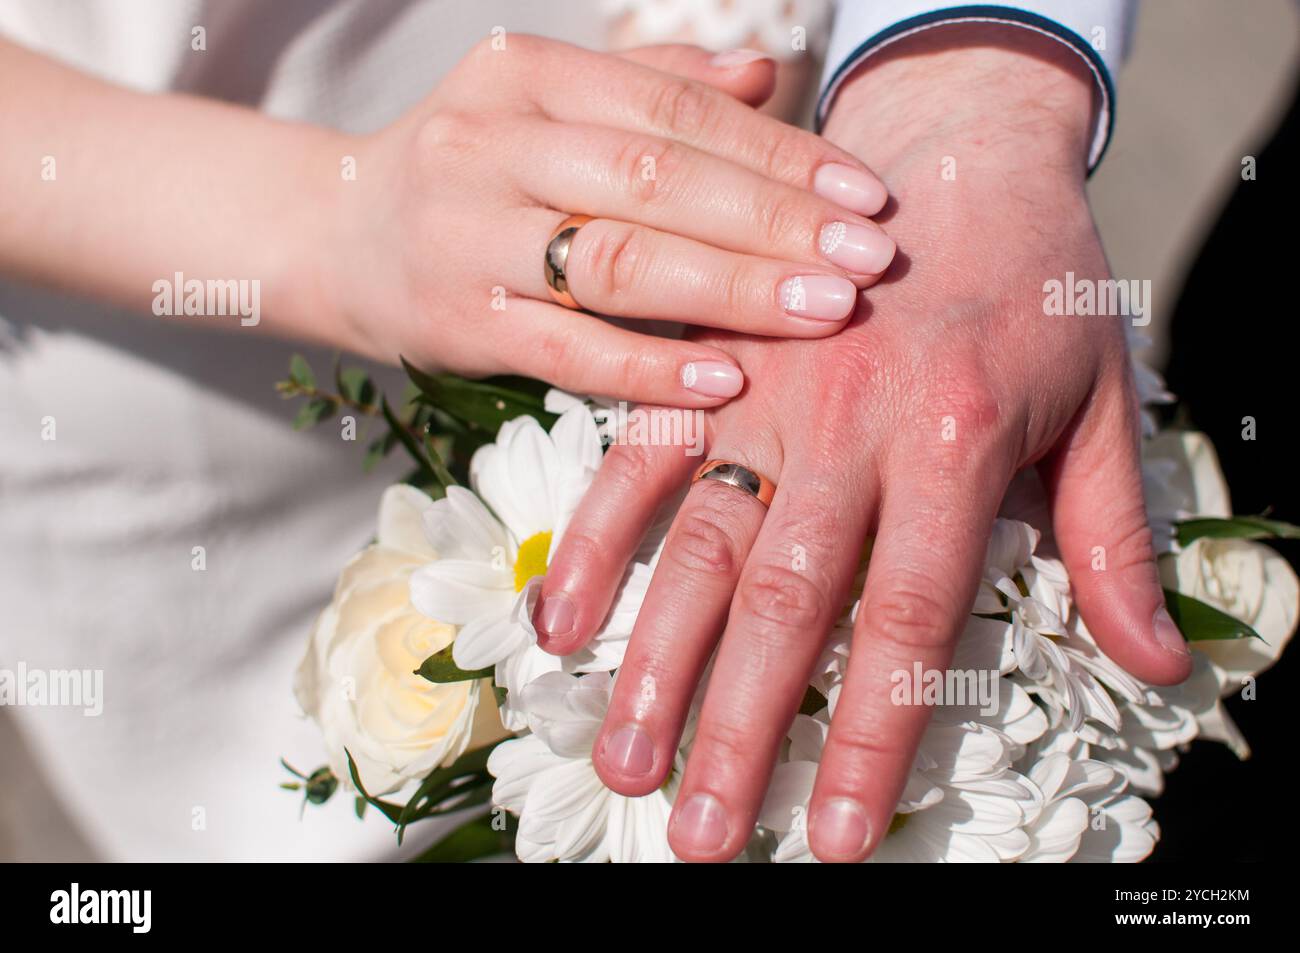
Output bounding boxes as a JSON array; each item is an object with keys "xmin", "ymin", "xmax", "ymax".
[
  {"xmin": 709, "ymin": 48, "xmax": 771, "ymax": 69},
  {"xmin": 671, "ymin": 793, "xmax": 728, "ymax": 854},
  {"xmin": 536, "ymin": 593, "xmax": 575, "ymax": 639},
  {"xmin": 602, "ymin": 725, "xmax": 655, "ymax": 778},
  {"xmin": 819, "ymin": 221, "xmax": 896, "ymax": 275},
  {"xmin": 1153, "ymin": 606, "xmax": 1191, "ymax": 657},
  {"xmin": 811, "ymin": 797, "xmax": 870, "ymax": 861},
  {"xmin": 681, "ymin": 361, "xmax": 742, "ymax": 398},
  {"xmin": 814, "ymin": 162, "xmax": 888, "ymax": 216},
  {"xmin": 779, "ymin": 275, "xmax": 857, "ymax": 321}
]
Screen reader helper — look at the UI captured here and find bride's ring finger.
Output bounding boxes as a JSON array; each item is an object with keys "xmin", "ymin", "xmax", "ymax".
[{"xmin": 515, "ymin": 209, "xmax": 861, "ymax": 334}]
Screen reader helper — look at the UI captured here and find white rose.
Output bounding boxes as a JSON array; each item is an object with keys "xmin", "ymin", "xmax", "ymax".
[
  {"xmin": 1163, "ymin": 537, "xmax": 1298, "ymax": 692},
  {"xmin": 294, "ymin": 485, "xmax": 505, "ymax": 796},
  {"xmin": 1142, "ymin": 429, "xmax": 1298, "ymax": 691}
]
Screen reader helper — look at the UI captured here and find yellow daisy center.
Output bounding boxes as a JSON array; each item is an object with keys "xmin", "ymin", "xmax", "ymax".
[{"xmin": 513, "ymin": 531, "xmax": 553, "ymax": 592}]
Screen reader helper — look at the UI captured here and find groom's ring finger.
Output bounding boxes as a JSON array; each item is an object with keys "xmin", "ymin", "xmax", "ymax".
[
  {"xmin": 693, "ymin": 459, "xmax": 776, "ymax": 507},
  {"xmin": 592, "ymin": 447, "xmax": 779, "ymax": 797},
  {"xmin": 523, "ymin": 212, "xmax": 861, "ymax": 333}
]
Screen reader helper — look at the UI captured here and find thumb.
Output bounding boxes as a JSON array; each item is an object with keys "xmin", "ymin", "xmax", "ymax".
[
  {"xmin": 617, "ymin": 44, "xmax": 776, "ymax": 107},
  {"xmin": 1041, "ymin": 375, "xmax": 1194, "ymax": 686}
]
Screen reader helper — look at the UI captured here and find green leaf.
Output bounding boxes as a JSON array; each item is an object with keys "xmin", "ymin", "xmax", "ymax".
[
  {"xmin": 354, "ymin": 796, "xmax": 367, "ymax": 820},
  {"xmin": 401, "ymin": 357, "xmax": 558, "ymax": 434},
  {"xmin": 398, "ymin": 744, "xmax": 500, "ymax": 825},
  {"xmin": 293, "ymin": 397, "xmax": 333, "ymax": 430},
  {"xmin": 289, "ymin": 354, "xmax": 315, "ymax": 389},
  {"xmin": 362, "ymin": 433, "xmax": 394, "ymax": 472},
  {"xmin": 344, "ymin": 749, "xmax": 406, "ymax": 826},
  {"xmin": 337, "ymin": 365, "xmax": 376, "ymax": 408},
  {"xmin": 415, "ymin": 644, "xmax": 492, "ymax": 683},
  {"xmin": 410, "ymin": 811, "xmax": 517, "ymax": 863},
  {"xmin": 304, "ymin": 766, "xmax": 339, "ymax": 805},
  {"xmin": 422, "ymin": 433, "xmax": 459, "ymax": 489},
  {"xmin": 1176, "ymin": 515, "xmax": 1300, "ymax": 547},
  {"xmin": 380, "ymin": 396, "xmax": 436, "ymax": 474},
  {"xmin": 1162, "ymin": 588, "xmax": 1265, "ymax": 642}
]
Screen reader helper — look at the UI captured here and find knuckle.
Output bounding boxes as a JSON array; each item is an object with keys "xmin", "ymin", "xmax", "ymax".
[
  {"xmin": 861, "ymin": 571, "xmax": 956, "ymax": 651},
  {"xmin": 913, "ymin": 363, "xmax": 1012, "ymax": 473},
  {"xmin": 668, "ymin": 508, "xmax": 743, "ymax": 578},
  {"xmin": 1108, "ymin": 509, "xmax": 1157, "ymax": 573},
  {"xmin": 739, "ymin": 563, "xmax": 827, "ymax": 631},
  {"xmin": 826, "ymin": 720, "xmax": 908, "ymax": 764},
  {"xmin": 614, "ymin": 135, "xmax": 679, "ymax": 205},
  {"xmin": 692, "ymin": 716, "xmax": 753, "ymax": 766},
  {"xmin": 755, "ymin": 129, "xmax": 804, "ymax": 183},
  {"xmin": 573, "ymin": 223, "xmax": 645, "ymax": 303},
  {"xmin": 607, "ymin": 344, "xmax": 655, "ymax": 394},
  {"xmin": 550, "ymin": 530, "xmax": 605, "ymax": 574},
  {"xmin": 755, "ymin": 190, "xmax": 806, "ymax": 249},
  {"xmin": 535, "ymin": 326, "xmax": 571, "ymax": 371},
  {"xmin": 647, "ymin": 79, "xmax": 714, "ymax": 137},
  {"xmin": 598, "ymin": 444, "xmax": 659, "ymax": 491},
  {"xmin": 413, "ymin": 111, "xmax": 484, "ymax": 165},
  {"xmin": 717, "ymin": 261, "xmax": 752, "ymax": 320},
  {"xmin": 811, "ymin": 341, "xmax": 887, "ymax": 429},
  {"xmin": 937, "ymin": 378, "xmax": 1002, "ymax": 441}
]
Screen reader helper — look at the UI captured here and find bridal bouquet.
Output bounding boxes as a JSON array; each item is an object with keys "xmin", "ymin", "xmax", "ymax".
[{"xmin": 278, "ymin": 337, "xmax": 1297, "ymax": 862}]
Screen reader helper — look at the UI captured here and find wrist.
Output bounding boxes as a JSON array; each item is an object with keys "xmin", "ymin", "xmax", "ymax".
[
  {"xmin": 277, "ymin": 127, "xmax": 371, "ymax": 356},
  {"xmin": 822, "ymin": 23, "xmax": 1095, "ymax": 182}
]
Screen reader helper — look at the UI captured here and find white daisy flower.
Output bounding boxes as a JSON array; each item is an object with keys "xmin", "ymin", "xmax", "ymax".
[
  {"xmin": 975, "ymin": 520, "xmax": 1144, "ymax": 741},
  {"xmin": 761, "ymin": 707, "xmax": 1042, "ymax": 863},
  {"xmin": 487, "ymin": 671, "xmax": 683, "ymax": 863},
  {"xmin": 409, "ymin": 406, "xmax": 660, "ymax": 729},
  {"xmin": 1021, "ymin": 753, "xmax": 1157, "ymax": 863},
  {"xmin": 543, "ymin": 388, "xmax": 619, "ymax": 446},
  {"xmin": 1092, "ymin": 654, "xmax": 1216, "ymax": 795}
]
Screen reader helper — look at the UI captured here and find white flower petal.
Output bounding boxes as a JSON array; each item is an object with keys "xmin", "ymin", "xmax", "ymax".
[
  {"xmin": 451, "ymin": 609, "xmax": 526, "ymax": 671},
  {"xmin": 410, "ymin": 559, "xmax": 510, "ymax": 625}
]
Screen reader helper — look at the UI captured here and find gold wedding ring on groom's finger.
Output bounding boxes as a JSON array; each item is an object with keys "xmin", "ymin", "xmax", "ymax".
[
  {"xmin": 693, "ymin": 459, "xmax": 777, "ymax": 508},
  {"xmin": 544, "ymin": 214, "xmax": 593, "ymax": 310}
]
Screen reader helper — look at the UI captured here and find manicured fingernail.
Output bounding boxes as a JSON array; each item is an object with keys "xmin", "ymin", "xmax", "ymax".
[
  {"xmin": 681, "ymin": 361, "xmax": 742, "ymax": 398},
  {"xmin": 536, "ymin": 593, "xmax": 574, "ymax": 639},
  {"xmin": 779, "ymin": 275, "xmax": 857, "ymax": 321},
  {"xmin": 819, "ymin": 221, "xmax": 896, "ymax": 275},
  {"xmin": 814, "ymin": 162, "xmax": 888, "ymax": 216},
  {"xmin": 1153, "ymin": 605, "xmax": 1191, "ymax": 657},
  {"xmin": 602, "ymin": 725, "xmax": 655, "ymax": 778},
  {"xmin": 811, "ymin": 797, "xmax": 870, "ymax": 861},
  {"xmin": 709, "ymin": 48, "xmax": 771, "ymax": 68},
  {"xmin": 671, "ymin": 793, "xmax": 729, "ymax": 854}
]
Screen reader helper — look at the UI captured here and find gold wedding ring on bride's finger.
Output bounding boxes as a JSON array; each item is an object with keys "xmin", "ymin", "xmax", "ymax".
[
  {"xmin": 693, "ymin": 459, "xmax": 777, "ymax": 508},
  {"xmin": 544, "ymin": 214, "xmax": 593, "ymax": 310}
]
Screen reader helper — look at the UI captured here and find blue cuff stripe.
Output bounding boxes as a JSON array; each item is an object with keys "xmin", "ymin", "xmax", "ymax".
[{"xmin": 816, "ymin": 4, "xmax": 1117, "ymax": 172}]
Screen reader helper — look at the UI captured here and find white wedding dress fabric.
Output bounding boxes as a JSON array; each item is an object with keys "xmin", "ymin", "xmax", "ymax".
[
  {"xmin": 0, "ymin": 0, "xmax": 827, "ymax": 861},
  {"xmin": 0, "ymin": 0, "xmax": 612, "ymax": 862}
]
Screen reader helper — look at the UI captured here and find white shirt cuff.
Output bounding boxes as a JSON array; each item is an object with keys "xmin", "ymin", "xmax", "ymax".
[{"xmin": 818, "ymin": 1, "xmax": 1136, "ymax": 170}]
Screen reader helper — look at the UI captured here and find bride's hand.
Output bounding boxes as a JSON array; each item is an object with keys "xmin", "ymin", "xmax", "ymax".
[
  {"xmin": 318, "ymin": 36, "xmax": 894, "ymax": 406},
  {"xmin": 533, "ymin": 27, "xmax": 1194, "ymax": 861}
]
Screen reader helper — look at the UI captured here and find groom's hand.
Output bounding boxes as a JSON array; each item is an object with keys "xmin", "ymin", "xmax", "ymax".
[{"xmin": 536, "ymin": 25, "xmax": 1193, "ymax": 863}]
